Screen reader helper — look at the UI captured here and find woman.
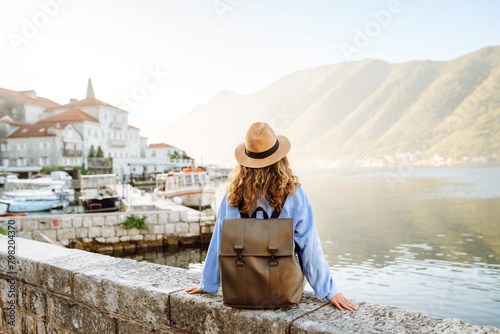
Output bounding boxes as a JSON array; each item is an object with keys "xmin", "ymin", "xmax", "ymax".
[{"xmin": 186, "ymin": 122, "xmax": 357, "ymax": 312}]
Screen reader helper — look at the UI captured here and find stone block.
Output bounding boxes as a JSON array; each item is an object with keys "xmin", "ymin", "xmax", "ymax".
[
  {"xmin": 82, "ymin": 237, "xmax": 93, "ymax": 243},
  {"xmin": 118, "ymin": 214, "xmax": 128, "ymax": 224},
  {"xmin": 168, "ymin": 211, "xmax": 180, "ymax": 223},
  {"xmin": 72, "ymin": 216, "xmax": 83, "ymax": 228},
  {"xmin": 93, "ymin": 216, "xmax": 105, "ymax": 227},
  {"xmin": 75, "ymin": 227, "xmax": 88, "ymax": 239},
  {"xmin": 95, "ymin": 237, "xmax": 106, "ymax": 244},
  {"xmin": 175, "ymin": 223, "xmax": 189, "ymax": 235},
  {"xmin": 116, "ymin": 226, "xmax": 128, "ymax": 237},
  {"xmin": 189, "ymin": 222, "xmax": 199, "ymax": 235},
  {"xmin": 101, "ymin": 226, "xmax": 115, "ymax": 238},
  {"xmin": 130, "ymin": 235, "xmax": 144, "ymax": 241},
  {"xmin": 88, "ymin": 227, "xmax": 102, "ymax": 238},
  {"xmin": 180, "ymin": 211, "xmax": 188, "ymax": 222},
  {"xmin": 57, "ymin": 228, "xmax": 75, "ymax": 241},
  {"xmin": 151, "ymin": 224, "xmax": 164, "ymax": 234},
  {"xmin": 42, "ymin": 230, "xmax": 57, "ymax": 240},
  {"xmin": 113, "ymin": 245, "xmax": 123, "ymax": 251},
  {"xmin": 119, "ymin": 236, "xmax": 131, "ymax": 242},
  {"xmin": 21, "ymin": 314, "xmax": 35, "ymax": 334},
  {"xmin": 164, "ymin": 223, "xmax": 175, "ymax": 235},
  {"xmin": 289, "ymin": 300, "xmax": 442, "ymax": 334},
  {"xmin": 170, "ymin": 291, "xmax": 326, "ymax": 333},
  {"xmin": 17, "ymin": 231, "xmax": 32, "ymax": 240},
  {"xmin": 158, "ymin": 213, "xmax": 168, "ymax": 224},
  {"xmin": 38, "ymin": 262, "xmax": 72, "ymax": 296},
  {"xmin": 16, "ymin": 281, "xmax": 28, "ymax": 310},
  {"xmin": 21, "ymin": 219, "xmax": 38, "ymax": 231},
  {"xmin": 106, "ymin": 237, "xmax": 119, "ymax": 244},
  {"xmin": 83, "ymin": 216, "xmax": 93, "ymax": 227},
  {"xmin": 117, "ymin": 320, "xmax": 158, "ymax": 334},
  {"xmin": 122, "ymin": 243, "xmax": 136, "ymax": 251},
  {"xmin": 17, "ymin": 258, "xmax": 38, "ymax": 286},
  {"xmin": 145, "ymin": 214, "xmax": 157, "ymax": 225},
  {"xmin": 144, "ymin": 234, "xmax": 156, "ymax": 242},
  {"xmin": 127, "ymin": 228, "xmax": 140, "ymax": 236},
  {"xmin": 38, "ymin": 219, "xmax": 51, "ymax": 230},
  {"xmin": 60, "ymin": 217, "xmax": 72, "ymax": 229},
  {"xmin": 60, "ymin": 239, "xmax": 69, "ymax": 247},
  {"xmin": 105, "ymin": 215, "xmax": 117, "ymax": 226},
  {"xmin": 29, "ymin": 289, "xmax": 48, "ymax": 318}
]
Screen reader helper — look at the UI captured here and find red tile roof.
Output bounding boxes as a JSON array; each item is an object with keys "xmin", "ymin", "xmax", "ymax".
[
  {"xmin": 8, "ymin": 123, "xmax": 65, "ymax": 138},
  {"xmin": 3, "ymin": 120, "xmax": 26, "ymax": 126},
  {"xmin": 38, "ymin": 108, "xmax": 98, "ymax": 123},
  {"xmin": 128, "ymin": 125, "xmax": 140, "ymax": 130},
  {"xmin": 148, "ymin": 143, "xmax": 176, "ymax": 148},
  {"xmin": 50, "ymin": 97, "xmax": 127, "ymax": 112},
  {"xmin": 0, "ymin": 87, "xmax": 60, "ymax": 108}
]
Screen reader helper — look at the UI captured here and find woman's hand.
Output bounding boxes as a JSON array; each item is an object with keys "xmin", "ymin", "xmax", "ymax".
[
  {"xmin": 329, "ymin": 292, "xmax": 357, "ymax": 311},
  {"xmin": 185, "ymin": 285, "xmax": 205, "ymax": 294}
]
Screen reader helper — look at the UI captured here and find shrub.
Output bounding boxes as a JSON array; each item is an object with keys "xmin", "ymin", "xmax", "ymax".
[{"xmin": 119, "ymin": 214, "xmax": 149, "ymax": 231}]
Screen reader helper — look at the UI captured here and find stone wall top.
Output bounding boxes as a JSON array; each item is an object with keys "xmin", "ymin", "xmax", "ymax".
[{"xmin": 0, "ymin": 236, "xmax": 498, "ymax": 333}]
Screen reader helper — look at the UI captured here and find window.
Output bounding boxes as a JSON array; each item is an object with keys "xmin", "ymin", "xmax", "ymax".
[
  {"xmin": 16, "ymin": 143, "xmax": 21, "ymax": 151},
  {"xmin": 39, "ymin": 157, "xmax": 49, "ymax": 166},
  {"xmin": 2, "ymin": 159, "xmax": 8, "ymax": 167},
  {"xmin": 1, "ymin": 144, "xmax": 6, "ymax": 151},
  {"xmin": 22, "ymin": 143, "xmax": 27, "ymax": 151},
  {"xmin": 68, "ymin": 128, "xmax": 73, "ymax": 138},
  {"xmin": 39, "ymin": 142, "xmax": 50, "ymax": 150},
  {"xmin": 17, "ymin": 158, "xmax": 26, "ymax": 166},
  {"xmin": 152, "ymin": 150, "xmax": 156, "ymax": 157}
]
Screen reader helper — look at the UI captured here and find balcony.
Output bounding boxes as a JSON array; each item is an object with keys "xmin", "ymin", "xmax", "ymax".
[
  {"xmin": 63, "ymin": 149, "xmax": 82, "ymax": 157},
  {"xmin": 108, "ymin": 139, "xmax": 127, "ymax": 148},
  {"xmin": 110, "ymin": 121, "xmax": 123, "ymax": 129}
]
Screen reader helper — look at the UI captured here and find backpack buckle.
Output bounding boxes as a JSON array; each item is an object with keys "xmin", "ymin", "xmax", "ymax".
[
  {"xmin": 235, "ymin": 249, "xmax": 245, "ymax": 265},
  {"xmin": 268, "ymin": 250, "xmax": 279, "ymax": 266}
]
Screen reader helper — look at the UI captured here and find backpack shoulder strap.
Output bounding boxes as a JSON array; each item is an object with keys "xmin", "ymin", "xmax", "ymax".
[
  {"xmin": 238, "ymin": 200, "xmax": 249, "ymax": 218},
  {"xmin": 271, "ymin": 194, "xmax": 288, "ymax": 219}
]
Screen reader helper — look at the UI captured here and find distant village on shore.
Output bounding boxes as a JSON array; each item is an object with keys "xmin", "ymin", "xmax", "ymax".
[{"xmin": 0, "ymin": 80, "xmax": 194, "ymax": 179}]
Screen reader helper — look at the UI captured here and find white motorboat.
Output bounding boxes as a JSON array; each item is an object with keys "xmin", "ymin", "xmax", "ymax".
[
  {"xmin": 4, "ymin": 179, "xmax": 75, "ymax": 203},
  {"xmin": 154, "ymin": 170, "xmax": 216, "ymax": 209}
]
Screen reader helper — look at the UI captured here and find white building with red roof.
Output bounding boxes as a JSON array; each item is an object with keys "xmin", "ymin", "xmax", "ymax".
[
  {"xmin": 1, "ymin": 120, "xmax": 83, "ymax": 168},
  {"xmin": 40, "ymin": 80, "xmax": 143, "ymax": 161},
  {"xmin": 0, "ymin": 88, "xmax": 60, "ymax": 123}
]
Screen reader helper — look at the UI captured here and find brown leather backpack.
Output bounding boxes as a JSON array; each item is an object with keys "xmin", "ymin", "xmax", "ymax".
[{"xmin": 219, "ymin": 198, "xmax": 305, "ymax": 308}]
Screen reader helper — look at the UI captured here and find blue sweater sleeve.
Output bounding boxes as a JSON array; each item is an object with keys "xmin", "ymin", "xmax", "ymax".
[
  {"xmin": 200, "ymin": 195, "xmax": 226, "ymax": 293},
  {"xmin": 293, "ymin": 187, "xmax": 339, "ymax": 301}
]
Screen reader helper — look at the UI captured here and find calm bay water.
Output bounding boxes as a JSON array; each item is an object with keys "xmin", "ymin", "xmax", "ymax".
[{"xmin": 115, "ymin": 165, "xmax": 500, "ymax": 328}]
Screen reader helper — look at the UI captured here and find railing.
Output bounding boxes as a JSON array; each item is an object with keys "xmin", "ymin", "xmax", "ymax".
[
  {"xmin": 110, "ymin": 121, "xmax": 123, "ymax": 129},
  {"xmin": 63, "ymin": 149, "xmax": 82, "ymax": 157},
  {"xmin": 107, "ymin": 139, "xmax": 127, "ymax": 147}
]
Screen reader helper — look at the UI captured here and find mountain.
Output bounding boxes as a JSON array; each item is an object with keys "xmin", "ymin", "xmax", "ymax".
[{"xmin": 153, "ymin": 46, "xmax": 500, "ymax": 167}]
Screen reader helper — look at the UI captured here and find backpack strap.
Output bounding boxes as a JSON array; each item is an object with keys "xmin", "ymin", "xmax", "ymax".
[
  {"xmin": 238, "ymin": 200, "xmax": 249, "ymax": 218},
  {"xmin": 270, "ymin": 194, "xmax": 288, "ymax": 219}
]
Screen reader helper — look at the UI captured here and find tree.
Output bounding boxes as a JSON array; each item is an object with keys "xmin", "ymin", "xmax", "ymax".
[
  {"xmin": 88, "ymin": 145, "xmax": 96, "ymax": 158},
  {"xmin": 96, "ymin": 146, "xmax": 104, "ymax": 158},
  {"xmin": 170, "ymin": 151, "xmax": 181, "ymax": 159}
]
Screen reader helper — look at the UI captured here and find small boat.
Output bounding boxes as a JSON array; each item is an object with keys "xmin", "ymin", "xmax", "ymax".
[
  {"xmin": 154, "ymin": 169, "xmax": 216, "ymax": 209},
  {"xmin": 0, "ymin": 190, "xmax": 67, "ymax": 213},
  {"xmin": 4, "ymin": 179, "xmax": 75, "ymax": 203},
  {"xmin": 80, "ymin": 174, "xmax": 121, "ymax": 213}
]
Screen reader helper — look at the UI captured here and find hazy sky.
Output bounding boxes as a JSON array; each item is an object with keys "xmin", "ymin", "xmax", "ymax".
[{"xmin": 1, "ymin": 0, "xmax": 499, "ymax": 139}]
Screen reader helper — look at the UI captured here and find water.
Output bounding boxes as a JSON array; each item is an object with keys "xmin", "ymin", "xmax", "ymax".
[{"xmin": 114, "ymin": 165, "xmax": 500, "ymax": 328}]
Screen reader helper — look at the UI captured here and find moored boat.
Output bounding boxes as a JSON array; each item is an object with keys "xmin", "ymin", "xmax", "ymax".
[
  {"xmin": 154, "ymin": 170, "xmax": 216, "ymax": 209},
  {"xmin": 80, "ymin": 174, "xmax": 121, "ymax": 213}
]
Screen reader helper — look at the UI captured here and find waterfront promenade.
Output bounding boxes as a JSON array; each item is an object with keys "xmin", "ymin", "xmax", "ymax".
[{"xmin": 1, "ymin": 236, "xmax": 499, "ymax": 333}]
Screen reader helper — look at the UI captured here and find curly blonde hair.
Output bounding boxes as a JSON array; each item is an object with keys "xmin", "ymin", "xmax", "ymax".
[{"xmin": 227, "ymin": 156, "xmax": 300, "ymax": 213}]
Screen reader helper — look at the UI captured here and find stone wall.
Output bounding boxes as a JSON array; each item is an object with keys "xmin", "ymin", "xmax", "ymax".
[
  {"xmin": 0, "ymin": 236, "xmax": 498, "ymax": 334},
  {"xmin": 0, "ymin": 211, "xmax": 214, "ymax": 252}
]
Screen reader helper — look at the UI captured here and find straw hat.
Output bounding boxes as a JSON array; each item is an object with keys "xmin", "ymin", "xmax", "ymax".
[{"xmin": 235, "ymin": 122, "xmax": 291, "ymax": 168}]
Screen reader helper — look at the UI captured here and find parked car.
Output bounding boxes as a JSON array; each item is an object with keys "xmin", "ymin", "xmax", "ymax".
[{"xmin": 50, "ymin": 171, "xmax": 73, "ymax": 181}]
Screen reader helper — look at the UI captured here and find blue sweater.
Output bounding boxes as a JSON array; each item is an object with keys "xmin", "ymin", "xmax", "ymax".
[{"xmin": 200, "ymin": 185, "xmax": 340, "ymax": 301}]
